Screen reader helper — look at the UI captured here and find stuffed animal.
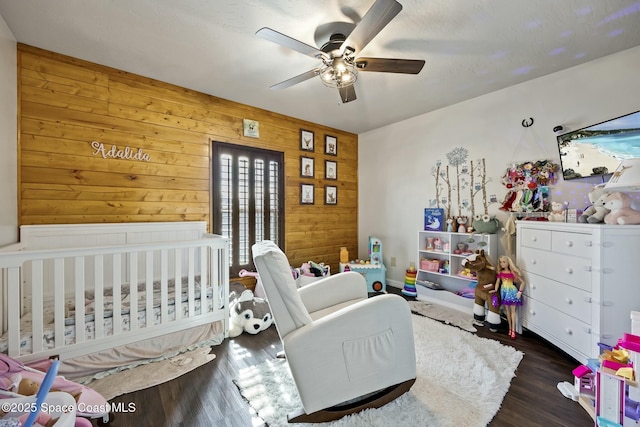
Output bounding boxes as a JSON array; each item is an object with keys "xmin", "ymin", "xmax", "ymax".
[
  {"xmin": 548, "ymin": 201, "xmax": 567, "ymax": 222},
  {"xmin": 472, "ymin": 214, "xmax": 500, "ymax": 234},
  {"xmin": 603, "ymin": 192, "xmax": 640, "ymax": 225},
  {"xmin": 456, "ymin": 216, "xmax": 468, "ymax": 233},
  {"xmin": 462, "ymin": 250, "xmax": 500, "ymax": 332},
  {"xmin": 229, "ymin": 283, "xmax": 274, "ymax": 337},
  {"xmin": 578, "ymin": 184, "xmax": 610, "ymax": 224}
]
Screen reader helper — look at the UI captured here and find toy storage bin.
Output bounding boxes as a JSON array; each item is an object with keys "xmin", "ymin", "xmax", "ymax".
[{"xmin": 420, "ymin": 258, "xmax": 440, "ymax": 272}]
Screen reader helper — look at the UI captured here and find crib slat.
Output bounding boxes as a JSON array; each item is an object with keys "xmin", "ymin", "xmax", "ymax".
[
  {"xmin": 54, "ymin": 258, "xmax": 65, "ymax": 349},
  {"xmin": 145, "ymin": 251, "xmax": 153, "ymax": 328},
  {"xmin": 209, "ymin": 246, "xmax": 222, "ymax": 311},
  {"xmin": 160, "ymin": 249, "xmax": 168, "ymax": 324},
  {"xmin": 74, "ymin": 257, "xmax": 85, "ymax": 344},
  {"xmin": 129, "ymin": 252, "xmax": 138, "ymax": 331},
  {"xmin": 112, "ymin": 254, "xmax": 122, "ymax": 336},
  {"xmin": 200, "ymin": 246, "xmax": 209, "ymax": 314},
  {"xmin": 7, "ymin": 267, "xmax": 21, "ymax": 357},
  {"xmin": 188, "ymin": 247, "xmax": 195, "ymax": 318},
  {"xmin": 174, "ymin": 249, "xmax": 182, "ymax": 321},
  {"xmin": 31, "ymin": 260, "xmax": 44, "ymax": 354},
  {"xmin": 94, "ymin": 255, "xmax": 104, "ymax": 339}
]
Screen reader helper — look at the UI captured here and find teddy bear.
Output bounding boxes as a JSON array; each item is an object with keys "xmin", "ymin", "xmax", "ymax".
[
  {"xmin": 603, "ymin": 192, "xmax": 640, "ymax": 225},
  {"xmin": 229, "ymin": 283, "xmax": 273, "ymax": 337},
  {"xmin": 578, "ymin": 183, "xmax": 610, "ymax": 224},
  {"xmin": 548, "ymin": 201, "xmax": 567, "ymax": 222}
]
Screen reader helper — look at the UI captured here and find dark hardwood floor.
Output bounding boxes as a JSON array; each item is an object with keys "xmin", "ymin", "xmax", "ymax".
[{"xmin": 95, "ymin": 287, "xmax": 594, "ymax": 426}]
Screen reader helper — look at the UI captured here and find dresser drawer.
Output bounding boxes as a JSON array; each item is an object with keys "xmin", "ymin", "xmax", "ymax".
[
  {"xmin": 551, "ymin": 231, "xmax": 593, "ymax": 258},
  {"xmin": 523, "ymin": 297, "xmax": 593, "ymax": 358},
  {"xmin": 519, "ymin": 227, "xmax": 551, "ymax": 251},
  {"xmin": 519, "ymin": 246, "xmax": 591, "ymax": 292},
  {"xmin": 525, "ymin": 272, "xmax": 592, "ymax": 324}
]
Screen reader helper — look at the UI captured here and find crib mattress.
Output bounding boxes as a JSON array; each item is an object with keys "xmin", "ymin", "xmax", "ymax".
[{"xmin": 0, "ymin": 281, "xmax": 218, "ymax": 355}]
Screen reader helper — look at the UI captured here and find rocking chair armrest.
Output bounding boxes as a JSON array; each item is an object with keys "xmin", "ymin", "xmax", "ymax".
[{"xmin": 298, "ymin": 271, "xmax": 368, "ymax": 313}]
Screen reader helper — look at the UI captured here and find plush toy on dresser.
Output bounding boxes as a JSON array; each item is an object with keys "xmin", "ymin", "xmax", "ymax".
[
  {"xmin": 603, "ymin": 192, "xmax": 640, "ymax": 225},
  {"xmin": 548, "ymin": 201, "xmax": 567, "ymax": 222},
  {"xmin": 578, "ymin": 183, "xmax": 610, "ymax": 223}
]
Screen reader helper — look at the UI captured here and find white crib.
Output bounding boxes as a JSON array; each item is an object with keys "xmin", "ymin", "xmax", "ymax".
[{"xmin": 0, "ymin": 222, "xmax": 229, "ymax": 369}]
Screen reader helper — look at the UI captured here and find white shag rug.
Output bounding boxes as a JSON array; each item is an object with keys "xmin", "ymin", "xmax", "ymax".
[
  {"xmin": 409, "ymin": 300, "xmax": 477, "ymax": 332},
  {"xmin": 234, "ymin": 315, "xmax": 523, "ymax": 427}
]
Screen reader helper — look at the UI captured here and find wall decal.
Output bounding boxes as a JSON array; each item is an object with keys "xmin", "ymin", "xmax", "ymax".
[{"xmin": 91, "ymin": 141, "xmax": 151, "ymax": 162}]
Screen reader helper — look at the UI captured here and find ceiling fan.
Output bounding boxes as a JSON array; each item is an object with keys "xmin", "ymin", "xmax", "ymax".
[{"xmin": 256, "ymin": 0, "xmax": 425, "ymax": 103}]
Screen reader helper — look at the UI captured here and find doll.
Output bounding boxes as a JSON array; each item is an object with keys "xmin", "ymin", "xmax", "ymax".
[{"xmin": 491, "ymin": 255, "xmax": 525, "ymax": 339}]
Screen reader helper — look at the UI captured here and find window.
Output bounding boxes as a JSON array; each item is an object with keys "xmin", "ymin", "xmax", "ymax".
[{"xmin": 212, "ymin": 142, "xmax": 284, "ymax": 276}]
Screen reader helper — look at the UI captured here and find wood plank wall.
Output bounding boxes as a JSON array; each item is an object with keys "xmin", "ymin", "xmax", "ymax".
[{"xmin": 16, "ymin": 44, "xmax": 358, "ymax": 272}]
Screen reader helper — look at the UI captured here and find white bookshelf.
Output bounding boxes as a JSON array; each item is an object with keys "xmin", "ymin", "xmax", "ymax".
[{"xmin": 416, "ymin": 230, "xmax": 497, "ymax": 313}]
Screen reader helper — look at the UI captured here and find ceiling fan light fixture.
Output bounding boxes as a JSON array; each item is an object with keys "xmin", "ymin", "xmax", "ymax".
[{"xmin": 319, "ymin": 60, "xmax": 358, "ymax": 88}]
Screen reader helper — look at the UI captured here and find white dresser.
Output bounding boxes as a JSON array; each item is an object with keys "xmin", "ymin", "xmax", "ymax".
[{"xmin": 516, "ymin": 221, "xmax": 640, "ymax": 364}]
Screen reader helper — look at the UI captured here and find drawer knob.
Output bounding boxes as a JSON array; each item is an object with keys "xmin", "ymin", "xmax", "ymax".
[
  {"xmin": 565, "ymin": 328, "xmax": 573, "ymax": 335},
  {"xmin": 566, "ymin": 267, "xmax": 573, "ymax": 274},
  {"xmin": 529, "ymin": 309, "xmax": 536, "ymax": 316},
  {"xmin": 531, "ymin": 236, "xmax": 537, "ymax": 242},
  {"xmin": 531, "ymin": 259, "xmax": 537, "ymax": 265},
  {"xmin": 565, "ymin": 241, "xmax": 574, "ymax": 247},
  {"xmin": 565, "ymin": 298, "xmax": 573, "ymax": 305}
]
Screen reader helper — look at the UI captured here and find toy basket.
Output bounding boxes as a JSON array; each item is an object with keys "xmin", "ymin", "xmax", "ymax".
[{"xmin": 420, "ymin": 259, "xmax": 440, "ymax": 272}]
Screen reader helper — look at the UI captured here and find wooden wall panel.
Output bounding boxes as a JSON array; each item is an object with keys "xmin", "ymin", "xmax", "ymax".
[{"xmin": 16, "ymin": 44, "xmax": 358, "ymax": 272}]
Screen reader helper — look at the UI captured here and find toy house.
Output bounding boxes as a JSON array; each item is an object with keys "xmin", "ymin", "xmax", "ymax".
[{"xmin": 594, "ymin": 311, "xmax": 640, "ymax": 426}]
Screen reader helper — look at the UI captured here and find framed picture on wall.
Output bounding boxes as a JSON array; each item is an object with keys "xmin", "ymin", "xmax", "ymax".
[
  {"xmin": 301, "ymin": 156, "xmax": 314, "ymax": 178},
  {"xmin": 300, "ymin": 129, "xmax": 314, "ymax": 151},
  {"xmin": 325, "ymin": 185, "xmax": 337, "ymax": 205},
  {"xmin": 301, "ymin": 184, "xmax": 314, "ymax": 204},
  {"xmin": 325, "ymin": 160, "xmax": 337, "ymax": 180},
  {"xmin": 325, "ymin": 135, "xmax": 337, "ymax": 156}
]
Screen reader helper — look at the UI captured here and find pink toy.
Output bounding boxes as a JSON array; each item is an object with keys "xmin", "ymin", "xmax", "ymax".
[
  {"xmin": 0, "ymin": 354, "xmax": 110, "ymax": 423},
  {"xmin": 603, "ymin": 192, "xmax": 640, "ymax": 225}
]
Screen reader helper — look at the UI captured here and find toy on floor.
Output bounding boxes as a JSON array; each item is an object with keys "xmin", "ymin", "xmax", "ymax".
[
  {"xmin": 461, "ymin": 250, "xmax": 499, "ymax": 332},
  {"xmin": 0, "ymin": 355, "xmax": 109, "ymax": 424},
  {"xmin": 0, "ymin": 358, "xmax": 92, "ymax": 427},
  {"xmin": 229, "ymin": 282, "xmax": 273, "ymax": 337},
  {"xmin": 491, "ymin": 255, "xmax": 525, "ymax": 339},
  {"xmin": 402, "ymin": 266, "xmax": 417, "ymax": 297}
]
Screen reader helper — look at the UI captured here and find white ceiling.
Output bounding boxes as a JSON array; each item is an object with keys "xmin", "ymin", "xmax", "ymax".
[{"xmin": 1, "ymin": 0, "xmax": 640, "ymax": 134}]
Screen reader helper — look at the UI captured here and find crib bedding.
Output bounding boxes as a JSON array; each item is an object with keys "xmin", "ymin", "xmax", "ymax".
[{"xmin": 0, "ymin": 280, "xmax": 218, "ymax": 355}]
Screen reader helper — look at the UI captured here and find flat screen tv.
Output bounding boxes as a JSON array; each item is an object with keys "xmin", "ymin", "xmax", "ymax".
[{"xmin": 557, "ymin": 110, "xmax": 640, "ymax": 180}]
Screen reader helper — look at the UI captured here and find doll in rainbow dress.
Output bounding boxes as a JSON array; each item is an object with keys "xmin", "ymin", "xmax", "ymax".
[{"xmin": 491, "ymin": 255, "xmax": 525, "ymax": 339}]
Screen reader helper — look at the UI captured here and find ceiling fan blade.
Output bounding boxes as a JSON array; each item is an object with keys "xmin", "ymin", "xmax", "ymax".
[
  {"xmin": 270, "ymin": 68, "xmax": 321, "ymax": 90},
  {"xmin": 338, "ymin": 85, "xmax": 357, "ymax": 103},
  {"xmin": 340, "ymin": 0, "xmax": 402, "ymax": 55},
  {"xmin": 256, "ymin": 27, "xmax": 329, "ymax": 60},
  {"xmin": 355, "ymin": 57, "xmax": 425, "ymax": 74}
]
